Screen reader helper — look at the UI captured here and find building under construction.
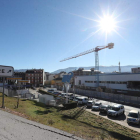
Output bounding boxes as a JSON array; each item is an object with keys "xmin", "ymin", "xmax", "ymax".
[{"xmin": 74, "ymin": 67, "xmax": 140, "ymax": 96}]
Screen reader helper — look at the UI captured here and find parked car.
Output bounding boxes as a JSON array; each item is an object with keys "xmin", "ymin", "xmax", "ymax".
[
  {"xmin": 100, "ymin": 105, "xmax": 111, "ymax": 113},
  {"xmin": 73, "ymin": 98, "xmax": 78, "ymax": 102},
  {"xmin": 48, "ymin": 89, "xmax": 56, "ymax": 93},
  {"xmin": 60, "ymin": 93, "xmax": 67, "ymax": 97},
  {"xmin": 87, "ymin": 100, "xmax": 95, "ymax": 108},
  {"xmin": 31, "ymin": 86, "xmax": 36, "ymax": 90},
  {"xmin": 77, "ymin": 96, "xmax": 89, "ymax": 105},
  {"xmin": 92, "ymin": 102, "xmax": 102, "ymax": 110},
  {"xmin": 53, "ymin": 92, "xmax": 61, "ymax": 96},
  {"xmin": 43, "ymin": 86, "xmax": 47, "ymax": 88},
  {"xmin": 127, "ymin": 110, "xmax": 140, "ymax": 125},
  {"xmin": 66, "ymin": 93, "xmax": 74, "ymax": 99},
  {"xmin": 107, "ymin": 104, "xmax": 125, "ymax": 117}
]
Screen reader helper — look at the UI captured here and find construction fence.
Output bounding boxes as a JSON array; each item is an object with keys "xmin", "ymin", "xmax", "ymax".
[
  {"xmin": 69, "ymin": 88, "xmax": 140, "ymax": 106},
  {"xmin": 0, "ymin": 87, "xmax": 17, "ymax": 97},
  {"xmin": 0, "ymin": 87, "xmax": 37, "ymax": 100}
]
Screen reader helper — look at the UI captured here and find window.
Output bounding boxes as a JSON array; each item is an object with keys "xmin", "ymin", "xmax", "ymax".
[
  {"xmin": 79, "ymin": 80, "xmax": 81, "ymax": 85},
  {"xmin": 121, "ymin": 106, "xmax": 124, "ymax": 109}
]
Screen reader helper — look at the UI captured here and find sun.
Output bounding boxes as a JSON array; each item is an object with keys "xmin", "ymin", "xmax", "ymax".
[{"xmin": 99, "ymin": 15, "xmax": 116, "ymax": 33}]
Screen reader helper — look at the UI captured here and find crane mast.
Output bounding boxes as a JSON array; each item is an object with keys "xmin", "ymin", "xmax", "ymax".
[{"xmin": 60, "ymin": 43, "xmax": 114, "ymax": 87}]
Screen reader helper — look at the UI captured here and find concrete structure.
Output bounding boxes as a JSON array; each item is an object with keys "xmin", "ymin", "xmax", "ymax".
[
  {"xmin": 75, "ymin": 73, "xmax": 140, "ymax": 94},
  {"xmin": 132, "ymin": 67, "xmax": 140, "ymax": 73}
]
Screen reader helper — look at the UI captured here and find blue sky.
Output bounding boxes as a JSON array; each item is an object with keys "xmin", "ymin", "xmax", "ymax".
[{"xmin": 0, "ymin": 0, "xmax": 140, "ymax": 72}]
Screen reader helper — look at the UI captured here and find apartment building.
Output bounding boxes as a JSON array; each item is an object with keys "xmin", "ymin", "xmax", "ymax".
[
  {"xmin": 14, "ymin": 72, "xmax": 26, "ymax": 80},
  {"xmin": 25, "ymin": 69, "xmax": 45, "ymax": 87}
]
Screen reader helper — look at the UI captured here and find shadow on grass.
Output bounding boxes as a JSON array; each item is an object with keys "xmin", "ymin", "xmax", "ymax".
[
  {"xmin": 31, "ymin": 100, "xmax": 64, "ymax": 115},
  {"xmin": 61, "ymin": 112, "xmax": 136, "ymax": 140},
  {"xmin": 61, "ymin": 106, "xmax": 86, "ymax": 119},
  {"xmin": 21, "ymin": 99, "xmax": 26, "ymax": 101},
  {"xmin": 34, "ymin": 110, "xmax": 52, "ymax": 115},
  {"xmin": 77, "ymin": 120, "xmax": 135, "ymax": 140}
]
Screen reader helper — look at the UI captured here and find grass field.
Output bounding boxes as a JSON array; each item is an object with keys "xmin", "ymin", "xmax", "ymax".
[{"xmin": 0, "ymin": 93, "xmax": 140, "ymax": 140}]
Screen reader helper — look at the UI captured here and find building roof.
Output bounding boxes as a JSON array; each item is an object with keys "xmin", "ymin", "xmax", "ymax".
[
  {"xmin": 26, "ymin": 69, "xmax": 44, "ymax": 73},
  {"xmin": 59, "ymin": 71, "xmax": 66, "ymax": 74},
  {"xmin": 82, "ymin": 70, "xmax": 91, "ymax": 72},
  {"xmin": 53, "ymin": 78, "xmax": 62, "ymax": 80}
]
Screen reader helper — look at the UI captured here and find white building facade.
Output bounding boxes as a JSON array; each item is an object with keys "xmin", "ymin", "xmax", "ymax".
[{"xmin": 75, "ymin": 73, "xmax": 140, "ymax": 91}]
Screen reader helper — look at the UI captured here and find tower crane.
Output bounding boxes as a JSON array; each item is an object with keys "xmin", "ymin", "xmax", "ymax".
[{"xmin": 60, "ymin": 43, "xmax": 114, "ymax": 87}]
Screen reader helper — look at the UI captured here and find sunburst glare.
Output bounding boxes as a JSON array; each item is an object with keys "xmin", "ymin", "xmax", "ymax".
[{"xmin": 99, "ymin": 15, "xmax": 116, "ymax": 33}]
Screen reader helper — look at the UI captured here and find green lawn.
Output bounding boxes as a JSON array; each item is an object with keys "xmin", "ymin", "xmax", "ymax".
[{"xmin": 0, "ymin": 93, "xmax": 140, "ymax": 140}]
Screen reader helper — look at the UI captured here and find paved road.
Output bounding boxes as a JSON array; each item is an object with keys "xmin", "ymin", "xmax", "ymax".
[
  {"xmin": 84, "ymin": 97, "xmax": 140, "ymax": 133},
  {"xmin": 0, "ymin": 109, "xmax": 83, "ymax": 140}
]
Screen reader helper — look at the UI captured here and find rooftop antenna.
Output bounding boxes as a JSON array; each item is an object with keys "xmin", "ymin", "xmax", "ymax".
[{"xmin": 119, "ymin": 62, "xmax": 121, "ymax": 73}]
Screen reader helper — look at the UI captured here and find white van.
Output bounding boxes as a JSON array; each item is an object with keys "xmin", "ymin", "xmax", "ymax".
[
  {"xmin": 107, "ymin": 104, "xmax": 125, "ymax": 117},
  {"xmin": 77, "ymin": 96, "xmax": 88, "ymax": 105}
]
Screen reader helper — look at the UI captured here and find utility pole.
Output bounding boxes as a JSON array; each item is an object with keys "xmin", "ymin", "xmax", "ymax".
[{"xmin": 2, "ymin": 77, "xmax": 5, "ymax": 108}]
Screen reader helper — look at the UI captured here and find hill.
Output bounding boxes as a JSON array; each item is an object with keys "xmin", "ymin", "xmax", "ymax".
[{"xmin": 51, "ymin": 65, "xmax": 140, "ymax": 74}]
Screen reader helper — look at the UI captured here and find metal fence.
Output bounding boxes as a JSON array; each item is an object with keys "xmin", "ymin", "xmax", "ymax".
[
  {"xmin": 0, "ymin": 87, "xmax": 37, "ymax": 100},
  {"xmin": 69, "ymin": 88, "xmax": 140, "ymax": 106}
]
